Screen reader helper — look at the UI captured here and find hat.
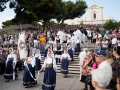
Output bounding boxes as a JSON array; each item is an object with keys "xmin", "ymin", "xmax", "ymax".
[{"xmin": 95, "ymin": 50, "xmax": 106, "ymax": 57}]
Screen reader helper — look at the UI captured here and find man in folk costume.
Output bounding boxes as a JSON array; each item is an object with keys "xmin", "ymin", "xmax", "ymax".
[{"xmin": 55, "ymin": 41, "xmax": 62, "ymax": 64}]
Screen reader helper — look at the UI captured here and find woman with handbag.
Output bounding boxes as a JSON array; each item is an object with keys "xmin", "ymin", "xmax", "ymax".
[
  {"xmin": 80, "ymin": 53, "xmax": 91, "ymax": 90},
  {"xmin": 86, "ymin": 53, "xmax": 98, "ymax": 90},
  {"xmin": 38, "ymin": 50, "xmax": 57, "ymax": 90}
]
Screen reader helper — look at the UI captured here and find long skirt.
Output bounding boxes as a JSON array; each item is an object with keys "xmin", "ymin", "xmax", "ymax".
[
  {"xmin": 75, "ymin": 43, "xmax": 81, "ymax": 53},
  {"xmin": 44, "ymin": 49, "xmax": 48, "ymax": 58},
  {"xmin": 35, "ymin": 58, "xmax": 41, "ymax": 70},
  {"xmin": 68, "ymin": 49, "xmax": 73, "ymax": 59},
  {"xmin": 4, "ymin": 60, "xmax": 13, "ymax": 80},
  {"xmin": 42, "ymin": 67, "xmax": 56, "ymax": 90},
  {"xmin": 61, "ymin": 59, "xmax": 69, "ymax": 75},
  {"xmin": 23, "ymin": 64, "xmax": 37, "ymax": 87}
]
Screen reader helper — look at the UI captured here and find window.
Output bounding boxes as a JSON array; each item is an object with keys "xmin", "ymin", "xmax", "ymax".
[{"xmin": 93, "ymin": 13, "xmax": 96, "ymax": 19}]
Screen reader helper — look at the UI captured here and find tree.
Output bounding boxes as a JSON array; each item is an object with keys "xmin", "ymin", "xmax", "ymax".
[
  {"xmin": 56, "ymin": 0, "xmax": 87, "ymax": 25},
  {"xmin": 2, "ymin": 20, "xmax": 14, "ymax": 28},
  {"xmin": 0, "ymin": 0, "xmax": 9, "ymax": 12},
  {"xmin": 28, "ymin": 0, "xmax": 63, "ymax": 31},
  {"xmin": 9, "ymin": 0, "xmax": 37, "ymax": 25},
  {"xmin": 104, "ymin": 19, "xmax": 120, "ymax": 31}
]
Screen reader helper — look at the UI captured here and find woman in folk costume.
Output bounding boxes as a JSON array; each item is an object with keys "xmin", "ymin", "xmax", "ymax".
[
  {"xmin": 39, "ymin": 50, "xmax": 57, "ymax": 90},
  {"xmin": 47, "ymin": 38, "xmax": 54, "ymax": 50},
  {"xmin": 44, "ymin": 38, "xmax": 54, "ymax": 58},
  {"xmin": 23, "ymin": 50, "xmax": 37, "ymax": 88},
  {"xmin": 61, "ymin": 48, "xmax": 71, "ymax": 78},
  {"xmin": 35, "ymin": 49, "xmax": 41, "ymax": 71},
  {"xmin": 44, "ymin": 47, "xmax": 54, "ymax": 58},
  {"xmin": 75, "ymin": 37, "xmax": 81, "ymax": 55},
  {"xmin": 4, "ymin": 48, "xmax": 17, "ymax": 82},
  {"xmin": 67, "ymin": 42, "xmax": 74, "ymax": 61}
]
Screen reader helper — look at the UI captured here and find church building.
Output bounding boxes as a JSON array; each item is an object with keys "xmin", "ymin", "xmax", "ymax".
[{"xmin": 64, "ymin": 4, "xmax": 113, "ymax": 25}]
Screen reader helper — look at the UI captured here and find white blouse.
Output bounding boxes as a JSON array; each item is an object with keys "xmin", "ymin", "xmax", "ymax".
[
  {"xmin": 6, "ymin": 53, "xmax": 16, "ymax": 64},
  {"xmin": 75, "ymin": 39, "xmax": 80, "ymax": 44},
  {"xmin": 24, "ymin": 56, "xmax": 35, "ymax": 67},
  {"xmin": 35, "ymin": 53, "xmax": 41, "ymax": 60},
  {"xmin": 42, "ymin": 57, "xmax": 57, "ymax": 69},
  {"xmin": 60, "ymin": 53, "xmax": 71, "ymax": 61}
]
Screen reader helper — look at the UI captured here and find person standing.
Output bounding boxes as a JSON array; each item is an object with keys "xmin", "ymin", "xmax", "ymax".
[
  {"xmin": 78, "ymin": 48, "xmax": 88, "ymax": 80},
  {"xmin": 39, "ymin": 50, "xmax": 57, "ymax": 90},
  {"xmin": 4, "ymin": 48, "xmax": 17, "ymax": 82},
  {"xmin": 35, "ymin": 49, "xmax": 41, "ymax": 71},
  {"xmin": 75, "ymin": 37, "xmax": 81, "ymax": 55},
  {"xmin": 61, "ymin": 48, "xmax": 71, "ymax": 78},
  {"xmin": 23, "ymin": 51, "xmax": 37, "ymax": 88}
]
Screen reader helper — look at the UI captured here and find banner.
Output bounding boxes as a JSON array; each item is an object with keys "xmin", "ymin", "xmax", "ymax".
[{"xmin": 18, "ymin": 31, "xmax": 27, "ymax": 60}]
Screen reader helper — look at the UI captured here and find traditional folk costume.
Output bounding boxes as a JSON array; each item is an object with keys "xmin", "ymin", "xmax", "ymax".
[
  {"xmin": 47, "ymin": 38, "xmax": 54, "ymax": 50},
  {"xmin": 23, "ymin": 54, "xmax": 37, "ymax": 88},
  {"xmin": 55, "ymin": 43, "xmax": 62, "ymax": 63},
  {"xmin": 42, "ymin": 51, "xmax": 57, "ymax": 90},
  {"xmin": 35, "ymin": 49, "xmax": 41, "ymax": 71},
  {"xmin": 61, "ymin": 50, "xmax": 71, "ymax": 78},
  {"xmin": 4, "ymin": 49, "xmax": 17, "ymax": 82},
  {"xmin": 67, "ymin": 43, "xmax": 73, "ymax": 61},
  {"xmin": 75, "ymin": 37, "xmax": 81, "ymax": 54}
]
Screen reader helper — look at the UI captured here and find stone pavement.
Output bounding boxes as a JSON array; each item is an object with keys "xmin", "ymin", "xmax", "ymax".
[{"xmin": 0, "ymin": 71, "xmax": 84, "ymax": 90}]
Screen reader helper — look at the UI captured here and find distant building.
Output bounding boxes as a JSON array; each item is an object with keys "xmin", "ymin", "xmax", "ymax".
[{"xmin": 64, "ymin": 4, "xmax": 113, "ymax": 25}]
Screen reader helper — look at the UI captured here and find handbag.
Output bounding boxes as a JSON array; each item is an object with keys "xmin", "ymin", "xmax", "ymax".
[{"xmin": 85, "ymin": 75, "xmax": 91, "ymax": 85}]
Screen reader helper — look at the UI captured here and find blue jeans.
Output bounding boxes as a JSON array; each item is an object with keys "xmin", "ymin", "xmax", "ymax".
[
  {"xmin": 111, "ymin": 44, "xmax": 115, "ymax": 49},
  {"xmin": 97, "ymin": 46, "xmax": 101, "ymax": 51},
  {"xmin": 40, "ymin": 44, "xmax": 45, "ymax": 54},
  {"xmin": 101, "ymin": 47, "xmax": 107, "ymax": 51}
]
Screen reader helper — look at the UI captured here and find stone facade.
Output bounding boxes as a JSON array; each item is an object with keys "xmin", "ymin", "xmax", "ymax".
[{"xmin": 64, "ymin": 4, "xmax": 113, "ymax": 25}]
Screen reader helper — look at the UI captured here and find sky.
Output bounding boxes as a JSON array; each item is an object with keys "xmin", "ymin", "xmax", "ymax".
[{"xmin": 0, "ymin": 0, "xmax": 120, "ymax": 28}]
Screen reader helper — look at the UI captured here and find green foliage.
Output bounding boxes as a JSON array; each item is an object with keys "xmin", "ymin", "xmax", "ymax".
[
  {"xmin": 0, "ymin": 0, "xmax": 9, "ymax": 12},
  {"xmin": 104, "ymin": 19, "xmax": 120, "ymax": 31},
  {"xmin": 48, "ymin": 21, "xmax": 57, "ymax": 25},
  {"xmin": 2, "ymin": 20, "xmax": 14, "ymax": 28},
  {"xmin": 0, "ymin": 0, "xmax": 87, "ymax": 30},
  {"xmin": 56, "ymin": 0, "xmax": 87, "ymax": 23}
]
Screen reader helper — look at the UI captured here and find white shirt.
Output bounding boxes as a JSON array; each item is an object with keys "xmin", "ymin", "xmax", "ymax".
[
  {"xmin": 98, "ymin": 61, "xmax": 112, "ymax": 85},
  {"xmin": 24, "ymin": 56, "xmax": 35, "ymax": 67},
  {"xmin": 79, "ymin": 51, "xmax": 87, "ymax": 66},
  {"xmin": 102, "ymin": 40, "xmax": 108, "ymax": 48},
  {"xmin": 60, "ymin": 53, "xmax": 71, "ymax": 61},
  {"xmin": 98, "ymin": 34, "xmax": 102, "ymax": 38},
  {"xmin": 6, "ymin": 53, "xmax": 15, "ymax": 63},
  {"xmin": 93, "ymin": 33, "xmax": 97, "ymax": 39},
  {"xmin": 35, "ymin": 53, "xmax": 41, "ymax": 60},
  {"xmin": 112, "ymin": 38, "xmax": 117, "ymax": 44},
  {"xmin": 87, "ymin": 30, "xmax": 92, "ymax": 37},
  {"xmin": 42, "ymin": 57, "xmax": 57, "ymax": 69},
  {"xmin": 75, "ymin": 39, "xmax": 80, "ymax": 44}
]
